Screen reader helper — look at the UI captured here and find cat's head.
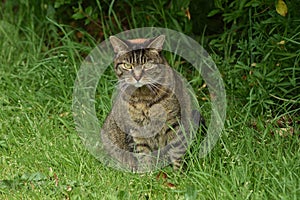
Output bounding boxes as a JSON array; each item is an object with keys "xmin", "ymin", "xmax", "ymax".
[{"xmin": 109, "ymin": 35, "xmax": 167, "ymax": 88}]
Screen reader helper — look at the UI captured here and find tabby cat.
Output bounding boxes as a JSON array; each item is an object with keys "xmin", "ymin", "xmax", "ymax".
[{"xmin": 100, "ymin": 35, "xmax": 201, "ymax": 172}]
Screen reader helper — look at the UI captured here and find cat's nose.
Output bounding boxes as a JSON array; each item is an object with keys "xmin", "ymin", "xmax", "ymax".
[
  {"xmin": 132, "ymin": 68, "xmax": 143, "ymax": 81},
  {"xmin": 133, "ymin": 74, "xmax": 142, "ymax": 81}
]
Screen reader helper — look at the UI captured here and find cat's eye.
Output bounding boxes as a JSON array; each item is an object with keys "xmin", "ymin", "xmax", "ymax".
[
  {"xmin": 143, "ymin": 63, "xmax": 154, "ymax": 69},
  {"xmin": 120, "ymin": 63, "xmax": 133, "ymax": 70}
]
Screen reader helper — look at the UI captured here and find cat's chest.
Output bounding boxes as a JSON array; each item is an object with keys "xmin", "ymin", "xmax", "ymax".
[{"xmin": 128, "ymin": 102, "xmax": 151, "ymax": 124}]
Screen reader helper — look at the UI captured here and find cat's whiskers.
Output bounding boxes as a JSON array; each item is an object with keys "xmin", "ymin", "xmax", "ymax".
[
  {"xmin": 116, "ymin": 79, "xmax": 125, "ymax": 86},
  {"xmin": 144, "ymin": 77, "xmax": 172, "ymax": 93},
  {"xmin": 146, "ymin": 77, "xmax": 171, "ymax": 87},
  {"xmin": 147, "ymin": 82, "xmax": 169, "ymax": 94},
  {"xmin": 117, "ymin": 80, "xmax": 129, "ymax": 95},
  {"xmin": 146, "ymin": 84, "xmax": 157, "ymax": 94}
]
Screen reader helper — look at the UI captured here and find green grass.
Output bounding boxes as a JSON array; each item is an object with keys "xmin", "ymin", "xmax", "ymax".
[{"xmin": 1, "ymin": 0, "xmax": 300, "ymax": 199}]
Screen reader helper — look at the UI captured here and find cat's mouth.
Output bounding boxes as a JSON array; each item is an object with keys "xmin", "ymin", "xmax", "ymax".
[{"xmin": 134, "ymin": 82, "xmax": 144, "ymax": 88}]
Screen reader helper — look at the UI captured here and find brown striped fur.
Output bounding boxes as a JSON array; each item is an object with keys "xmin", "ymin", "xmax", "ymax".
[{"xmin": 101, "ymin": 35, "xmax": 198, "ymax": 172}]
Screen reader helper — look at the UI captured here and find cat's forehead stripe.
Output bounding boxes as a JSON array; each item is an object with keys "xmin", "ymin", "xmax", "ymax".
[{"xmin": 128, "ymin": 38, "xmax": 148, "ymax": 44}]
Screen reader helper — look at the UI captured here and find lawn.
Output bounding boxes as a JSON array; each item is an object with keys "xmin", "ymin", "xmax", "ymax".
[{"xmin": 1, "ymin": 0, "xmax": 299, "ymax": 199}]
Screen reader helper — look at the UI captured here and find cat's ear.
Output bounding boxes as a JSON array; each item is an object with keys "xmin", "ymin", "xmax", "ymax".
[
  {"xmin": 109, "ymin": 36, "xmax": 129, "ymax": 53},
  {"xmin": 147, "ymin": 35, "xmax": 165, "ymax": 51}
]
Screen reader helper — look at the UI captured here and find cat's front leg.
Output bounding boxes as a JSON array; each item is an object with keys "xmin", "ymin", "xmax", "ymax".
[{"xmin": 144, "ymin": 104, "xmax": 167, "ymax": 137}]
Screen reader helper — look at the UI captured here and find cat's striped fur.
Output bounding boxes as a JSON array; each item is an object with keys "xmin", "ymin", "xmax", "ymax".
[{"xmin": 100, "ymin": 35, "xmax": 201, "ymax": 172}]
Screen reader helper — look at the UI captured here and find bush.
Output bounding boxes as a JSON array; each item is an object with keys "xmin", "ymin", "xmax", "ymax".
[
  {"xmin": 4, "ymin": 0, "xmax": 298, "ymax": 117},
  {"xmin": 206, "ymin": 0, "xmax": 300, "ymax": 116}
]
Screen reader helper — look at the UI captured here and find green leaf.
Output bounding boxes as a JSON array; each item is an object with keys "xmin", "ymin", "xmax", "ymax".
[
  {"xmin": 245, "ymin": 0, "xmax": 261, "ymax": 7},
  {"xmin": 72, "ymin": 11, "xmax": 85, "ymax": 20},
  {"xmin": 85, "ymin": 6, "xmax": 93, "ymax": 16},
  {"xmin": 207, "ymin": 9, "xmax": 221, "ymax": 17}
]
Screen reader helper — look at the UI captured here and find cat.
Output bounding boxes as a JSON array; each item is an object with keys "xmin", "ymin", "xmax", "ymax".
[{"xmin": 100, "ymin": 35, "xmax": 202, "ymax": 172}]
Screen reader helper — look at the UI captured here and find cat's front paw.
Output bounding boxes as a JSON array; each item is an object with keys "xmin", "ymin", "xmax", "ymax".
[{"xmin": 122, "ymin": 152, "xmax": 139, "ymax": 173}]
